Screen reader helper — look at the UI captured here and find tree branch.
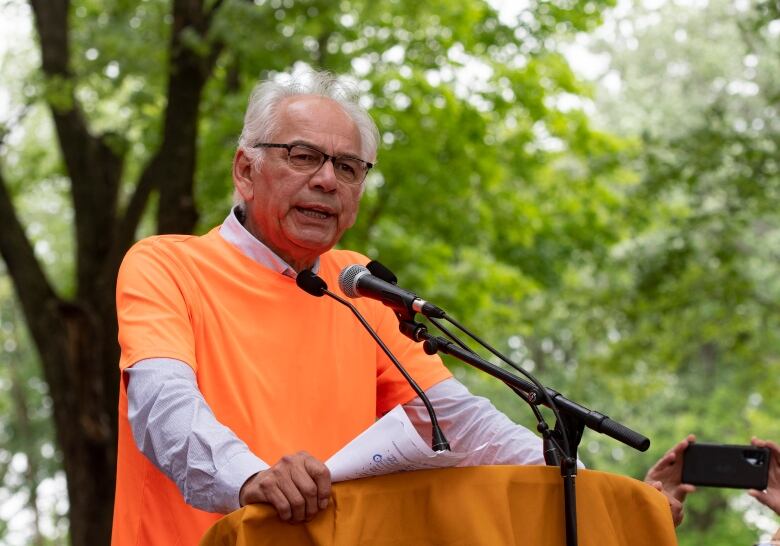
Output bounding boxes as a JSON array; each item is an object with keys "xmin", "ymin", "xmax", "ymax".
[
  {"xmin": 113, "ymin": 0, "xmax": 228, "ymax": 238},
  {"xmin": 28, "ymin": 0, "xmax": 124, "ymax": 298},
  {"xmin": 155, "ymin": 0, "xmax": 228, "ymax": 234},
  {"xmin": 205, "ymin": 0, "xmax": 227, "ymax": 23},
  {"xmin": 0, "ymin": 161, "xmax": 59, "ymax": 337},
  {"xmin": 111, "ymin": 155, "xmax": 162, "ymax": 268}
]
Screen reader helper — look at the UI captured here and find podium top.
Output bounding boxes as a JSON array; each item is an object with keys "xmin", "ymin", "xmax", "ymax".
[{"xmin": 200, "ymin": 465, "xmax": 678, "ymax": 546}]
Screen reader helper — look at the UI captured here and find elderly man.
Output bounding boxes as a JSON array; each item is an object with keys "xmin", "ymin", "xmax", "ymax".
[{"xmin": 110, "ymin": 71, "xmax": 546, "ymax": 546}]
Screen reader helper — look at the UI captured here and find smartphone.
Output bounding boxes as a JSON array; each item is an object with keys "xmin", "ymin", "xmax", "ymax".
[{"xmin": 682, "ymin": 443, "xmax": 770, "ymax": 490}]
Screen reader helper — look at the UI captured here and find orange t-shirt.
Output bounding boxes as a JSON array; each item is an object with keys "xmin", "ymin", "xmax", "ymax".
[{"xmin": 111, "ymin": 228, "xmax": 452, "ymax": 546}]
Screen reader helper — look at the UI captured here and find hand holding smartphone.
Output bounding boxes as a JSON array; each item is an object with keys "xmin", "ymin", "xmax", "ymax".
[{"xmin": 682, "ymin": 443, "xmax": 770, "ymax": 490}]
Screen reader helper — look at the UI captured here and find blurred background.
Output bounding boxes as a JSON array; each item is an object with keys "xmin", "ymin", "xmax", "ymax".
[{"xmin": 0, "ymin": 0, "xmax": 778, "ymax": 544}]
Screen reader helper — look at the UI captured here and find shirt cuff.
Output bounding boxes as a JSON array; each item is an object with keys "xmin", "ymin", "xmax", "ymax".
[{"xmin": 213, "ymin": 450, "xmax": 270, "ymax": 513}]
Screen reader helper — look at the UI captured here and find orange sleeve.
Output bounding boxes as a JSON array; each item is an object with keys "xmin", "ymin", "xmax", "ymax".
[
  {"xmin": 373, "ymin": 304, "xmax": 452, "ymax": 415},
  {"xmin": 116, "ymin": 239, "xmax": 198, "ymax": 371}
]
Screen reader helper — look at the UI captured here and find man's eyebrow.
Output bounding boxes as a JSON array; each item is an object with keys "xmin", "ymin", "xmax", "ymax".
[
  {"xmin": 288, "ymin": 139, "xmax": 318, "ymax": 148},
  {"xmin": 289, "ymin": 140, "xmax": 363, "ymax": 159}
]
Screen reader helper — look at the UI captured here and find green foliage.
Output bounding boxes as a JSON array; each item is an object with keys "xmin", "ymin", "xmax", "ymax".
[
  {"xmin": 0, "ymin": 278, "xmax": 67, "ymax": 544},
  {"xmin": 571, "ymin": 0, "xmax": 780, "ymax": 541},
  {"xmin": 1, "ymin": 0, "xmax": 779, "ymax": 543}
]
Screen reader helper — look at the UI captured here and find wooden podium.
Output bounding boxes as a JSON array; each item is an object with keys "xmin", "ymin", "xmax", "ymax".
[{"xmin": 200, "ymin": 466, "xmax": 678, "ymax": 546}]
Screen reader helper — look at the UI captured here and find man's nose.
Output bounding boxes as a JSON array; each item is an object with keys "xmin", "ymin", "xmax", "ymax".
[{"xmin": 309, "ymin": 158, "xmax": 339, "ymax": 191}]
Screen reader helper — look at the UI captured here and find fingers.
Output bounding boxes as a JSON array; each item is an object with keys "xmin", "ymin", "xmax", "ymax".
[
  {"xmin": 277, "ymin": 463, "xmax": 311, "ymax": 522},
  {"xmin": 240, "ymin": 451, "xmax": 332, "ymax": 523},
  {"xmin": 659, "ymin": 450, "xmax": 677, "ymax": 467},
  {"xmin": 751, "ymin": 437, "xmax": 780, "ymax": 457},
  {"xmin": 761, "ymin": 439, "xmax": 780, "ymax": 459},
  {"xmin": 648, "ymin": 435, "xmax": 694, "ymax": 472},
  {"xmin": 668, "ymin": 495, "xmax": 685, "ymax": 526},
  {"xmin": 263, "ymin": 481, "xmax": 295, "ymax": 521},
  {"xmin": 674, "ymin": 483, "xmax": 696, "ymax": 503},
  {"xmin": 672, "ymin": 435, "xmax": 696, "ymax": 456},
  {"xmin": 750, "ymin": 437, "xmax": 780, "ymax": 515},
  {"xmin": 645, "ymin": 438, "xmax": 689, "ymax": 482},
  {"xmin": 287, "ymin": 456, "xmax": 328, "ymax": 520},
  {"xmin": 644, "ymin": 452, "xmax": 675, "ymax": 481},
  {"xmin": 646, "ymin": 481, "xmax": 685, "ymax": 526},
  {"xmin": 750, "ymin": 488, "xmax": 780, "ymax": 515},
  {"xmin": 748, "ymin": 488, "xmax": 774, "ymax": 511},
  {"xmin": 304, "ymin": 456, "xmax": 332, "ymax": 510}
]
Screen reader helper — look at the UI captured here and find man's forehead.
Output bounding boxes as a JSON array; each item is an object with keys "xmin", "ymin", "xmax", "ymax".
[{"xmin": 274, "ymin": 95, "xmax": 361, "ymax": 149}]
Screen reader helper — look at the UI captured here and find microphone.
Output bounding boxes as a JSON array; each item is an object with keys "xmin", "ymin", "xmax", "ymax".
[
  {"xmin": 296, "ymin": 269, "xmax": 328, "ymax": 296},
  {"xmin": 338, "ymin": 264, "xmax": 445, "ymax": 319},
  {"xmin": 296, "ymin": 269, "xmax": 450, "ymax": 452}
]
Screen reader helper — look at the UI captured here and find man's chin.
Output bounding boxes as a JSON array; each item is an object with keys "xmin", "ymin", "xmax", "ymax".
[
  {"xmin": 285, "ymin": 229, "xmax": 339, "ymax": 253},
  {"xmin": 285, "ymin": 237, "xmax": 337, "ymax": 262}
]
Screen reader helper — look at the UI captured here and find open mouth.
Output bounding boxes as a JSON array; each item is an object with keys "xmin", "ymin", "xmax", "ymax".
[{"xmin": 295, "ymin": 206, "xmax": 333, "ymax": 220}]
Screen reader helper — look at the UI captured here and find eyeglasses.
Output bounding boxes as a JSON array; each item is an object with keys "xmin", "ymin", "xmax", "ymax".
[{"xmin": 253, "ymin": 143, "xmax": 373, "ymax": 185}]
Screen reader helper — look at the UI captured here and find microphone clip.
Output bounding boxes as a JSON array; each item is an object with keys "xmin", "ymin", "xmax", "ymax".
[{"xmin": 397, "ymin": 317, "xmax": 428, "ymax": 343}]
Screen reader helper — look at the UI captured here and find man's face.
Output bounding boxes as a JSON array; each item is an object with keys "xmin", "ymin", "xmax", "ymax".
[{"xmin": 234, "ymin": 95, "xmax": 366, "ymax": 269}]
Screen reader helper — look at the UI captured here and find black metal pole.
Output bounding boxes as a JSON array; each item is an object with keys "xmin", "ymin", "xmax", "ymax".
[{"xmin": 562, "ymin": 457, "xmax": 578, "ymax": 546}]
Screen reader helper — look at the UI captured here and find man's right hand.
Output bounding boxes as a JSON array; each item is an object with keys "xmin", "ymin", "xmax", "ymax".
[{"xmin": 239, "ymin": 451, "xmax": 331, "ymax": 523}]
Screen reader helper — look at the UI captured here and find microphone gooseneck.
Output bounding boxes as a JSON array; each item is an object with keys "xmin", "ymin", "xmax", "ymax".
[{"xmin": 296, "ymin": 269, "xmax": 450, "ymax": 452}]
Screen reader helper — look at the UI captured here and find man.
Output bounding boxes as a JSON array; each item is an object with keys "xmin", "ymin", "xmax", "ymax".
[{"xmin": 110, "ymin": 71, "xmax": 546, "ymax": 546}]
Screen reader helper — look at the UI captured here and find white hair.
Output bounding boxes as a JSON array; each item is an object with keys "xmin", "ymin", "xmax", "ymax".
[{"xmin": 233, "ymin": 70, "xmax": 379, "ymax": 207}]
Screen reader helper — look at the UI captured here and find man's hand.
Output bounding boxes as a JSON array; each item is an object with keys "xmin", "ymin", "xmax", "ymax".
[
  {"xmin": 239, "ymin": 451, "xmax": 331, "ymax": 523},
  {"xmin": 644, "ymin": 434, "xmax": 697, "ymax": 526},
  {"xmin": 748, "ymin": 437, "xmax": 780, "ymax": 516}
]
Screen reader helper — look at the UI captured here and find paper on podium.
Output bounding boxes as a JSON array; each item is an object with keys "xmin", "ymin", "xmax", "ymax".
[{"xmin": 325, "ymin": 405, "xmax": 475, "ymax": 482}]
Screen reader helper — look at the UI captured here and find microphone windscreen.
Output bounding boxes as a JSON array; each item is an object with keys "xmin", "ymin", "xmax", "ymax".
[
  {"xmin": 296, "ymin": 269, "xmax": 328, "ymax": 297},
  {"xmin": 366, "ymin": 260, "xmax": 398, "ymax": 284},
  {"xmin": 338, "ymin": 264, "xmax": 369, "ymax": 298}
]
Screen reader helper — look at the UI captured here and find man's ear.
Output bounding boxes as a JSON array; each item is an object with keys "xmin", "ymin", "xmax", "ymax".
[{"xmin": 232, "ymin": 148, "xmax": 255, "ymax": 202}]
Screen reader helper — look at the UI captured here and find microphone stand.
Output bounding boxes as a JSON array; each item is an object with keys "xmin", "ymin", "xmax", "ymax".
[
  {"xmin": 357, "ymin": 260, "xmax": 648, "ymax": 545},
  {"xmin": 398, "ymin": 319, "xmax": 650, "ymax": 546}
]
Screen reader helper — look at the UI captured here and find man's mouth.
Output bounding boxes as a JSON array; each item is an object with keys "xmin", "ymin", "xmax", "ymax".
[{"xmin": 295, "ymin": 206, "xmax": 333, "ymax": 220}]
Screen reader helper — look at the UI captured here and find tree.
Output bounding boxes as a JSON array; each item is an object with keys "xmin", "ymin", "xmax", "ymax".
[
  {"xmin": 0, "ymin": 0, "xmax": 616, "ymax": 543},
  {"xmin": 578, "ymin": 0, "xmax": 780, "ymax": 542},
  {"xmin": 0, "ymin": 0, "xmax": 230, "ymax": 542}
]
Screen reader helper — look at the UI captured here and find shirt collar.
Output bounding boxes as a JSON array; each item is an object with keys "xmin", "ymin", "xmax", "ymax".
[{"xmin": 219, "ymin": 207, "xmax": 320, "ymax": 277}]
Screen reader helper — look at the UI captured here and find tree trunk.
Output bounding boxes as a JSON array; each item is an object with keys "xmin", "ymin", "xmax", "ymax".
[{"xmin": 0, "ymin": 1, "xmax": 226, "ymax": 544}]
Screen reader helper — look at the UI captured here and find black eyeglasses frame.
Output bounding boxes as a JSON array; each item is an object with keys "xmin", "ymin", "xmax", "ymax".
[{"xmin": 252, "ymin": 142, "xmax": 374, "ymax": 185}]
